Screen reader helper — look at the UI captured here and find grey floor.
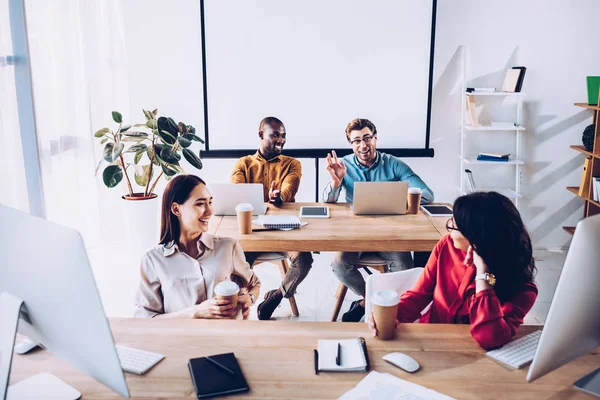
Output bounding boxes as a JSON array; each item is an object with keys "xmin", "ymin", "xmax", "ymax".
[{"xmin": 246, "ymin": 250, "xmax": 564, "ymax": 325}]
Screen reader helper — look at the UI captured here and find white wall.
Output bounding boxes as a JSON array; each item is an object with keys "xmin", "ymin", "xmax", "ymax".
[{"xmin": 124, "ymin": 0, "xmax": 600, "ymax": 249}]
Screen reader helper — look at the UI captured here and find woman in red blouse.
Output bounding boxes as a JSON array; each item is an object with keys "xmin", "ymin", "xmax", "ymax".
[{"xmin": 369, "ymin": 191, "xmax": 538, "ymax": 349}]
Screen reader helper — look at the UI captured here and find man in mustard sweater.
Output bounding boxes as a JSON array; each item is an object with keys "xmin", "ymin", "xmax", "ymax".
[{"xmin": 231, "ymin": 117, "xmax": 313, "ymax": 320}]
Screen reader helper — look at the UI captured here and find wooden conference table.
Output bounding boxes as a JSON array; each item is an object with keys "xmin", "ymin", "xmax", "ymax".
[
  {"xmin": 10, "ymin": 319, "xmax": 599, "ymax": 399},
  {"xmin": 210, "ymin": 202, "xmax": 447, "ymax": 252}
]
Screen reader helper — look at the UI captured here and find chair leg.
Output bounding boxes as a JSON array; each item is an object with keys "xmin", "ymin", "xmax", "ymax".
[
  {"xmin": 331, "ymin": 283, "xmax": 348, "ymax": 322},
  {"xmin": 280, "ymin": 259, "xmax": 299, "ymax": 317}
]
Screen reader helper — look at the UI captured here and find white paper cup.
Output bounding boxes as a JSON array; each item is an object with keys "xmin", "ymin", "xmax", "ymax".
[
  {"xmin": 215, "ymin": 280, "xmax": 240, "ymax": 309},
  {"xmin": 235, "ymin": 203, "xmax": 254, "ymax": 234},
  {"xmin": 372, "ymin": 290, "xmax": 400, "ymax": 340}
]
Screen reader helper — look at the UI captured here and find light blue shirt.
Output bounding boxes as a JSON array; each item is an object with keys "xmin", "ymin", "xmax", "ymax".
[{"xmin": 323, "ymin": 151, "xmax": 434, "ymax": 204}]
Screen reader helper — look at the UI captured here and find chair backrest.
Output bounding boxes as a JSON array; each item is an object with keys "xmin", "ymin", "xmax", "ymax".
[{"xmin": 364, "ymin": 267, "xmax": 424, "ymax": 324}]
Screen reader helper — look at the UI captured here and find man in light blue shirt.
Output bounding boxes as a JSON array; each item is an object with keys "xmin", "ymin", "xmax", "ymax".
[{"xmin": 323, "ymin": 118, "xmax": 434, "ymax": 322}]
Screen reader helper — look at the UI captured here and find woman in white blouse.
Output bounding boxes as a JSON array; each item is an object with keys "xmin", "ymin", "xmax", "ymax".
[{"xmin": 135, "ymin": 175, "xmax": 261, "ymax": 319}]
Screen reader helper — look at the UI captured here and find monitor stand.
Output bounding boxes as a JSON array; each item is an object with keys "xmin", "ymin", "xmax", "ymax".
[
  {"xmin": 574, "ymin": 368, "xmax": 600, "ymax": 398},
  {"xmin": 0, "ymin": 292, "xmax": 81, "ymax": 400}
]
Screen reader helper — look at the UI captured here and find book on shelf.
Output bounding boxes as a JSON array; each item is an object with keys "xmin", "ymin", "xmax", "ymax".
[
  {"xmin": 465, "ymin": 169, "xmax": 476, "ymax": 193},
  {"xmin": 490, "ymin": 121, "xmax": 517, "ymax": 128},
  {"xmin": 512, "ymin": 66, "xmax": 527, "ymax": 92},
  {"xmin": 579, "ymin": 157, "xmax": 592, "ymax": 197},
  {"xmin": 465, "ymin": 95, "xmax": 479, "ymax": 127},
  {"xmin": 477, "ymin": 152, "xmax": 510, "ymax": 162},
  {"xmin": 501, "ymin": 69, "xmax": 520, "ymax": 92},
  {"xmin": 466, "ymin": 87, "xmax": 496, "ymax": 93},
  {"xmin": 593, "ymin": 177, "xmax": 600, "ymax": 202}
]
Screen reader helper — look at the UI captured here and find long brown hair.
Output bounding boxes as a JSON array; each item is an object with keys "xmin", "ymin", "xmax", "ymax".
[{"xmin": 159, "ymin": 175, "xmax": 206, "ymax": 245}]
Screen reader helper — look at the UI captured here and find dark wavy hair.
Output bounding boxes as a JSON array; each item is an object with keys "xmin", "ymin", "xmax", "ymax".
[
  {"xmin": 159, "ymin": 174, "xmax": 206, "ymax": 245},
  {"xmin": 453, "ymin": 191, "xmax": 536, "ymax": 303}
]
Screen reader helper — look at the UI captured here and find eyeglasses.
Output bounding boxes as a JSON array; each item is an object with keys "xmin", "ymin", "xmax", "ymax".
[
  {"xmin": 349, "ymin": 134, "xmax": 375, "ymax": 147},
  {"xmin": 446, "ymin": 218, "xmax": 459, "ymax": 232}
]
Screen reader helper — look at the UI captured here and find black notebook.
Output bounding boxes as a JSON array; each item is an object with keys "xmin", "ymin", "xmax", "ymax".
[{"xmin": 188, "ymin": 353, "xmax": 249, "ymax": 399}]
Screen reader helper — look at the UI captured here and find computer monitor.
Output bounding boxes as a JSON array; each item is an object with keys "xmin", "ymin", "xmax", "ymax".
[
  {"xmin": 527, "ymin": 214, "xmax": 600, "ymax": 396},
  {"xmin": 0, "ymin": 205, "xmax": 129, "ymax": 398}
]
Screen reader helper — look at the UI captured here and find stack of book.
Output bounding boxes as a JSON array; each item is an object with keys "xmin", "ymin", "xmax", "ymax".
[
  {"xmin": 593, "ymin": 176, "xmax": 600, "ymax": 202},
  {"xmin": 476, "ymin": 152, "xmax": 510, "ymax": 162}
]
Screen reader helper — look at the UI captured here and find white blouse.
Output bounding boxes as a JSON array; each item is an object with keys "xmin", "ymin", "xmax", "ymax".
[{"xmin": 134, "ymin": 233, "xmax": 260, "ymax": 318}]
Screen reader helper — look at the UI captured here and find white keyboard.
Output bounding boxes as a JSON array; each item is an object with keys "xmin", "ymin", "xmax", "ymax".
[
  {"xmin": 116, "ymin": 345, "xmax": 165, "ymax": 375},
  {"xmin": 486, "ymin": 330, "xmax": 542, "ymax": 369}
]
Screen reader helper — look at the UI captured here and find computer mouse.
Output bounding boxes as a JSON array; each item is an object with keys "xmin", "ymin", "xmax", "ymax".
[
  {"xmin": 383, "ymin": 352, "xmax": 420, "ymax": 373},
  {"xmin": 14, "ymin": 338, "xmax": 41, "ymax": 355}
]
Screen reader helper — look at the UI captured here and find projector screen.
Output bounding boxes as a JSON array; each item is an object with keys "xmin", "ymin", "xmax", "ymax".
[{"xmin": 202, "ymin": 0, "xmax": 436, "ymax": 154}]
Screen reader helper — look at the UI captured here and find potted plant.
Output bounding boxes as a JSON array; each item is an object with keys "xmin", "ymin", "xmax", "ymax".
[
  {"xmin": 94, "ymin": 109, "xmax": 204, "ymax": 199},
  {"xmin": 93, "ymin": 109, "xmax": 204, "ymax": 253}
]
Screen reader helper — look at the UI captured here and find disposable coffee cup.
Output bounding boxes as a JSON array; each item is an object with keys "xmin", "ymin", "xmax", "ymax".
[
  {"xmin": 407, "ymin": 187, "xmax": 422, "ymax": 215},
  {"xmin": 372, "ymin": 290, "xmax": 400, "ymax": 340},
  {"xmin": 214, "ymin": 280, "xmax": 240, "ymax": 310},
  {"xmin": 235, "ymin": 203, "xmax": 254, "ymax": 234}
]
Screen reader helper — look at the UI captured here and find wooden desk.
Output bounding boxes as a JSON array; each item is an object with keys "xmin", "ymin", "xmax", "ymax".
[
  {"xmin": 10, "ymin": 320, "xmax": 598, "ymax": 399},
  {"xmin": 213, "ymin": 203, "xmax": 444, "ymax": 252}
]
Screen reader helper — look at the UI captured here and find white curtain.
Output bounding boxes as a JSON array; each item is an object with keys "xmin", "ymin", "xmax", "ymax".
[
  {"xmin": 24, "ymin": 0, "xmax": 130, "ymax": 244},
  {"xmin": 0, "ymin": 0, "xmax": 29, "ymax": 213}
]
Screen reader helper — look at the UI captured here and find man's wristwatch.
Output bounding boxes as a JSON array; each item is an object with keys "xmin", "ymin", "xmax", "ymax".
[
  {"xmin": 248, "ymin": 293, "xmax": 256, "ymax": 305},
  {"xmin": 475, "ymin": 272, "xmax": 496, "ymax": 287}
]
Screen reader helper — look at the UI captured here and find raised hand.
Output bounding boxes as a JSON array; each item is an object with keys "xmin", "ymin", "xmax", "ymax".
[
  {"xmin": 326, "ymin": 150, "xmax": 347, "ymax": 188},
  {"xmin": 268, "ymin": 181, "xmax": 282, "ymax": 205}
]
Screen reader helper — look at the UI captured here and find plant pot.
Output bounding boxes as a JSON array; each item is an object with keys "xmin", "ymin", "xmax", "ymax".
[{"xmin": 122, "ymin": 193, "xmax": 160, "ymax": 261}]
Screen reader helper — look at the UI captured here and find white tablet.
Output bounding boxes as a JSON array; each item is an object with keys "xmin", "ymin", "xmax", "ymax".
[
  {"xmin": 299, "ymin": 206, "xmax": 330, "ymax": 218},
  {"xmin": 420, "ymin": 205, "xmax": 453, "ymax": 217}
]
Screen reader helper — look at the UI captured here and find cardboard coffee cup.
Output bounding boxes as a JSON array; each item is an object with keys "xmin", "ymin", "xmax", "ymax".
[
  {"xmin": 372, "ymin": 290, "xmax": 400, "ymax": 340},
  {"xmin": 235, "ymin": 203, "xmax": 254, "ymax": 234},
  {"xmin": 407, "ymin": 187, "xmax": 422, "ymax": 214},
  {"xmin": 214, "ymin": 280, "xmax": 240, "ymax": 309}
]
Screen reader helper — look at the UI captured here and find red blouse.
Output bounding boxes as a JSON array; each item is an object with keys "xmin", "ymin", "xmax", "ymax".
[{"xmin": 397, "ymin": 235, "xmax": 538, "ymax": 349}]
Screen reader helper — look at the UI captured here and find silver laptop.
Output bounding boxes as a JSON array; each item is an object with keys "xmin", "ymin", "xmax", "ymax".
[
  {"xmin": 351, "ymin": 181, "xmax": 408, "ymax": 215},
  {"xmin": 209, "ymin": 183, "xmax": 268, "ymax": 216}
]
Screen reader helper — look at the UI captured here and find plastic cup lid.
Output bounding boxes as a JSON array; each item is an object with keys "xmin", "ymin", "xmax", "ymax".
[
  {"xmin": 215, "ymin": 280, "xmax": 240, "ymax": 296},
  {"xmin": 372, "ymin": 290, "xmax": 400, "ymax": 306},
  {"xmin": 235, "ymin": 203, "xmax": 254, "ymax": 212},
  {"xmin": 408, "ymin": 187, "xmax": 422, "ymax": 194}
]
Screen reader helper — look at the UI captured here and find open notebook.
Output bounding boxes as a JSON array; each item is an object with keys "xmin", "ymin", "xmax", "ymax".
[
  {"xmin": 317, "ymin": 338, "xmax": 369, "ymax": 372},
  {"xmin": 253, "ymin": 215, "xmax": 307, "ymax": 230}
]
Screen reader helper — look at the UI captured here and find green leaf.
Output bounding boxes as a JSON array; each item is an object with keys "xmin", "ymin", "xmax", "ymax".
[
  {"xmin": 146, "ymin": 119, "xmax": 157, "ymax": 129},
  {"xmin": 100, "ymin": 137, "xmax": 108, "ymax": 145},
  {"xmin": 120, "ymin": 124, "xmax": 132, "ymax": 132},
  {"xmin": 134, "ymin": 164, "xmax": 153, "ymax": 187},
  {"xmin": 102, "ymin": 165, "xmax": 123, "ymax": 188},
  {"xmin": 123, "ymin": 131, "xmax": 148, "ymax": 138},
  {"xmin": 94, "ymin": 127, "xmax": 110, "ymax": 138},
  {"xmin": 177, "ymin": 137, "xmax": 192, "ymax": 148},
  {"xmin": 159, "ymin": 130, "xmax": 177, "ymax": 145},
  {"xmin": 103, "ymin": 142, "xmax": 124, "ymax": 162},
  {"xmin": 142, "ymin": 109, "xmax": 154, "ymax": 120},
  {"xmin": 134, "ymin": 150, "xmax": 144, "ymax": 164},
  {"xmin": 160, "ymin": 146, "xmax": 181, "ymax": 164},
  {"xmin": 183, "ymin": 133, "xmax": 205, "ymax": 144},
  {"xmin": 182, "ymin": 148, "xmax": 203, "ymax": 169},
  {"xmin": 112, "ymin": 111, "xmax": 122, "ymax": 124},
  {"xmin": 133, "ymin": 123, "xmax": 147, "ymax": 127},
  {"xmin": 187, "ymin": 125, "xmax": 196, "ymax": 134},
  {"xmin": 161, "ymin": 163, "xmax": 178, "ymax": 176},
  {"xmin": 121, "ymin": 136, "xmax": 145, "ymax": 143},
  {"xmin": 125, "ymin": 143, "xmax": 148, "ymax": 153}
]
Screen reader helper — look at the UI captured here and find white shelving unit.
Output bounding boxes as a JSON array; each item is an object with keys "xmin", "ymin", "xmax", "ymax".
[{"xmin": 459, "ymin": 91, "xmax": 525, "ymax": 209}]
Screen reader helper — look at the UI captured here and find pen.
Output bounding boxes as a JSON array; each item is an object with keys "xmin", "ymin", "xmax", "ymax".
[
  {"xmin": 252, "ymin": 228, "xmax": 279, "ymax": 232},
  {"xmin": 205, "ymin": 356, "xmax": 236, "ymax": 376},
  {"xmin": 336, "ymin": 342, "xmax": 341, "ymax": 366},
  {"xmin": 314, "ymin": 349, "xmax": 319, "ymax": 375}
]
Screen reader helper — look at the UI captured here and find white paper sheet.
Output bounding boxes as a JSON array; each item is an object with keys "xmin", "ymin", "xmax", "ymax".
[{"xmin": 338, "ymin": 371, "xmax": 455, "ymax": 400}]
